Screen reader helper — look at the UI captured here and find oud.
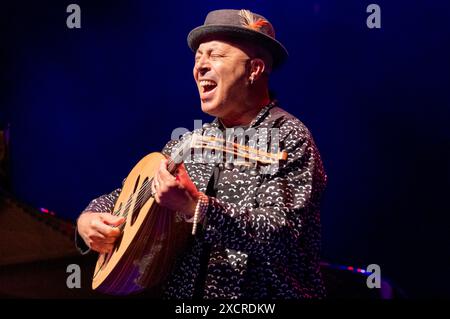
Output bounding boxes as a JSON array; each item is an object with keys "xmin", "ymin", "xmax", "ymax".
[{"xmin": 92, "ymin": 133, "xmax": 287, "ymax": 295}]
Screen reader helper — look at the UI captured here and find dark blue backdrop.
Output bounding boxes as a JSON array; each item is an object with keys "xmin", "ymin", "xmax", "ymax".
[{"xmin": 2, "ymin": 0, "xmax": 450, "ymax": 298}]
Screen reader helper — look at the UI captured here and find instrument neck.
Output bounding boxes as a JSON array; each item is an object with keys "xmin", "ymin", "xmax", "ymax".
[{"xmin": 166, "ymin": 156, "xmax": 182, "ymax": 175}]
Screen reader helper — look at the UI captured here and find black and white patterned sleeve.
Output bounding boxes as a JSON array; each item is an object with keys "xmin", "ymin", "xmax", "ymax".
[
  {"xmin": 202, "ymin": 125, "xmax": 327, "ymax": 257},
  {"xmin": 75, "ymin": 187, "xmax": 123, "ymax": 254},
  {"xmin": 81, "ymin": 187, "xmax": 122, "ymax": 214}
]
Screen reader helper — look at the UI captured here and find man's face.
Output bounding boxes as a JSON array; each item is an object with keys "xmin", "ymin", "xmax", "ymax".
[{"xmin": 193, "ymin": 40, "xmax": 251, "ymax": 118}]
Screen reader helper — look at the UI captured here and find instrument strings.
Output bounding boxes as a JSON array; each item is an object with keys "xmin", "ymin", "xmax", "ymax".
[
  {"xmin": 112, "ymin": 157, "xmax": 178, "ymax": 225},
  {"xmin": 194, "ymin": 135, "xmax": 281, "ymax": 163}
]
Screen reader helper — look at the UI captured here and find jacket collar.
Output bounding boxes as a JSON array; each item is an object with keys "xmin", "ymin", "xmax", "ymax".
[{"xmin": 211, "ymin": 100, "xmax": 278, "ymax": 129}]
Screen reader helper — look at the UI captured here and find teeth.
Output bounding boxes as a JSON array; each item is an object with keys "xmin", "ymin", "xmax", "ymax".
[{"xmin": 199, "ymin": 80, "xmax": 217, "ymax": 87}]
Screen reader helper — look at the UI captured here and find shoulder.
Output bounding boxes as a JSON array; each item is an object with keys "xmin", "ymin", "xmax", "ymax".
[
  {"xmin": 268, "ymin": 107, "xmax": 327, "ymax": 188},
  {"xmin": 266, "ymin": 106, "xmax": 315, "ymax": 149},
  {"xmin": 264, "ymin": 106, "xmax": 326, "ymax": 182}
]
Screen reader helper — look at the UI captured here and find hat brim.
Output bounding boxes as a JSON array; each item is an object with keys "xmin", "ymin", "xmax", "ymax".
[{"xmin": 187, "ymin": 25, "xmax": 288, "ymax": 68}]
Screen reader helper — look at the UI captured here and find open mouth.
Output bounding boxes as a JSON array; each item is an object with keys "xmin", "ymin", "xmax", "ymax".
[{"xmin": 199, "ymin": 80, "xmax": 217, "ymax": 99}]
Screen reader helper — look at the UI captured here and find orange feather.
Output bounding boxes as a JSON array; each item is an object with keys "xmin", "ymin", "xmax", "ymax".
[{"xmin": 250, "ymin": 19, "xmax": 269, "ymax": 30}]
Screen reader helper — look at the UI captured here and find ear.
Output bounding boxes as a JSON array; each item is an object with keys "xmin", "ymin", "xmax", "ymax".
[{"xmin": 249, "ymin": 58, "xmax": 266, "ymax": 82}]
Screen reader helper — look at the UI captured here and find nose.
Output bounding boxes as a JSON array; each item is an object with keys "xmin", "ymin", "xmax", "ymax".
[{"xmin": 194, "ymin": 55, "xmax": 210, "ymax": 76}]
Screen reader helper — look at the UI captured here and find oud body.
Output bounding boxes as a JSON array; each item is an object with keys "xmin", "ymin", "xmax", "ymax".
[{"xmin": 92, "ymin": 152, "xmax": 190, "ymax": 295}]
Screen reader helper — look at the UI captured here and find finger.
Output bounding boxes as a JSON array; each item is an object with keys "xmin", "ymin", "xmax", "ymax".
[
  {"xmin": 100, "ymin": 243, "xmax": 114, "ymax": 254},
  {"xmin": 89, "ymin": 233, "xmax": 107, "ymax": 242},
  {"xmin": 151, "ymin": 177, "xmax": 157, "ymax": 196},
  {"xmin": 159, "ymin": 159, "xmax": 167, "ymax": 171},
  {"xmin": 156, "ymin": 168, "xmax": 166, "ymax": 192},
  {"xmin": 159, "ymin": 161, "xmax": 177, "ymax": 186},
  {"xmin": 100, "ymin": 214, "xmax": 125, "ymax": 227},
  {"xmin": 104, "ymin": 243, "xmax": 114, "ymax": 252},
  {"xmin": 153, "ymin": 169, "xmax": 160, "ymax": 189},
  {"xmin": 87, "ymin": 231, "xmax": 106, "ymax": 241},
  {"xmin": 90, "ymin": 219, "xmax": 121, "ymax": 238},
  {"xmin": 176, "ymin": 164, "xmax": 195, "ymax": 191},
  {"xmin": 94, "ymin": 236, "xmax": 117, "ymax": 245},
  {"xmin": 88, "ymin": 235, "xmax": 116, "ymax": 249},
  {"xmin": 155, "ymin": 193, "xmax": 160, "ymax": 203},
  {"xmin": 91, "ymin": 243, "xmax": 114, "ymax": 254},
  {"xmin": 102, "ymin": 237, "xmax": 118, "ymax": 244},
  {"xmin": 154, "ymin": 190, "xmax": 161, "ymax": 203},
  {"xmin": 177, "ymin": 164, "xmax": 188, "ymax": 181}
]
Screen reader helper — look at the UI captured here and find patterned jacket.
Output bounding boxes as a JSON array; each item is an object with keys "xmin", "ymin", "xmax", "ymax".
[{"xmin": 76, "ymin": 101, "xmax": 327, "ymax": 299}]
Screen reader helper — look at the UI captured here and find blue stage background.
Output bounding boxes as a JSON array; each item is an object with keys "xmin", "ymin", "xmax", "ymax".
[{"xmin": 2, "ymin": 0, "xmax": 450, "ymax": 297}]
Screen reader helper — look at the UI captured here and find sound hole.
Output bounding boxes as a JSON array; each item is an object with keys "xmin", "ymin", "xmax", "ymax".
[
  {"xmin": 130, "ymin": 177, "xmax": 149, "ymax": 226},
  {"xmin": 114, "ymin": 232, "xmax": 123, "ymax": 252},
  {"xmin": 133, "ymin": 175, "xmax": 141, "ymax": 193}
]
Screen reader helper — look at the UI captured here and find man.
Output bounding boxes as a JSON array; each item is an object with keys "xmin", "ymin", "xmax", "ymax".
[{"xmin": 76, "ymin": 9, "xmax": 327, "ymax": 299}]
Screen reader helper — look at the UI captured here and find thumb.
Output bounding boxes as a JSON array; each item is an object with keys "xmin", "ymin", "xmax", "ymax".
[
  {"xmin": 101, "ymin": 214, "xmax": 125, "ymax": 226},
  {"xmin": 176, "ymin": 163, "xmax": 187, "ymax": 178}
]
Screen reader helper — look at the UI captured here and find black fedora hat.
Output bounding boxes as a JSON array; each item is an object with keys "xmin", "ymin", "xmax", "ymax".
[{"xmin": 187, "ymin": 9, "xmax": 288, "ymax": 68}]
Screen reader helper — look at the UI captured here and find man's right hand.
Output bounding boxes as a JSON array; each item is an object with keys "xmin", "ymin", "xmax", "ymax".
[{"xmin": 77, "ymin": 212, "xmax": 125, "ymax": 254}]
